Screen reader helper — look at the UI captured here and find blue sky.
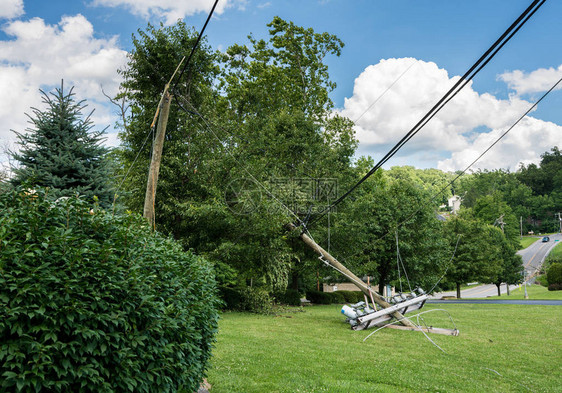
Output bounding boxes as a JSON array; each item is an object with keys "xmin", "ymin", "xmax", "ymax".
[{"xmin": 1, "ymin": 0, "xmax": 561, "ymax": 171}]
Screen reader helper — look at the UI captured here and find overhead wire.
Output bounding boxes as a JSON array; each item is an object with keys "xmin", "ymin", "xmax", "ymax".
[
  {"xmin": 353, "ymin": 59, "xmax": 418, "ymax": 124},
  {"xmin": 112, "ymin": 0, "xmax": 220, "ymax": 205},
  {"xmin": 396, "ymin": 231, "xmax": 403, "ymax": 292},
  {"xmin": 307, "ymin": 0, "xmax": 546, "ymax": 228},
  {"xmin": 376, "ymin": 74, "xmax": 562, "ymax": 246},
  {"xmin": 171, "ymin": 0, "xmax": 220, "ymax": 94},
  {"xmin": 330, "ymin": 74, "xmax": 562, "ymax": 275},
  {"xmin": 395, "ymin": 231, "xmax": 412, "ymax": 292},
  {"xmin": 429, "ymin": 234, "xmax": 462, "ymax": 294},
  {"xmin": 174, "ymin": 96, "xmax": 304, "ymax": 225},
  {"xmin": 113, "ymin": 127, "xmax": 154, "ymax": 202}
]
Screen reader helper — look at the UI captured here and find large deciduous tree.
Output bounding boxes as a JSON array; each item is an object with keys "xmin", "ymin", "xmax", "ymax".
[
  {"xmin": 472, "ymin": 192, "xmax": 520, "ymax": 248},
  {"xmin": 485, "ymin": 226, "xmax": 523, "ymax": 296},
  {"xmin": 117, "ymin": 19, "xmax": 357, "ymax": 293},
  {"xmin": 331, "ymin": 172, "xmax": 449, "ymax": 294},
  {"xmin": 11, "ymin": 84, "xmax": 112, "ymax": 207},
  {"xmin": 443, "ymin": 213, "xmax": 502, "ymax": 298}
]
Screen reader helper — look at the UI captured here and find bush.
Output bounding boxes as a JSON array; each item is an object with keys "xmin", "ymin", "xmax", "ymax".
[
  {"xmin": 328, "ymin": 291, "xmax": 346, "ymax": 304},
  {"xmin": 0, "ymin": 188, "xmax": 219, "ymax": 392},
  {"xmin": 535, "ymin": 275, "xmax": 548, "ymax": 287},
  {"xmin": 338, "ymin": 290, "xmax": 363, "ymax": 303},
  {"xmin": 219, "ymin": 286, "xmax": 243, "ymax": 310},
  {"xmin": 546, "ymin": 263, "xmax": 562, "ymax": 286},
  {"xmin": 548, "ymin": 283, "xmax": 562, "ymax": 291},
  {"xmin": 305, "ymin": 290, "xmax": 332, "ymax": 304},
  {"xmin": 275, "ymin": 289, "xmax": 302, "ymax": 306},
  {"xmin": 239, "ymin": 287, "xmax": 273, "ymax": 314}
]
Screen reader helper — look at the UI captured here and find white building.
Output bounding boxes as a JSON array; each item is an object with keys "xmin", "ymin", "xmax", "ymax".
[{"xmin": 448, "ymin": 195, "xmax": 462, "ymax": 214}]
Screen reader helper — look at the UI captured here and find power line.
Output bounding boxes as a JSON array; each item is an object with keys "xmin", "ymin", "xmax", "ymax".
[
  {"xmin": 113, "ymin": 127, "xmax": 154, "ymax": 201},
  {"xmin": 353, "ymin": 59, "xmax": 418, "ymax": 124},
  {"xmin": 114, "ymin": 1, "xmax": 220, "ymax": 203},
  {"xmin": 307, "ymin": 0, "xmax": 546, "ymax": 228},
  {"xmin": 334, "ymin": 74, "xmax": 562, "ymax": 266},
  {"xmin": 174, "ymin": 96, "xmax": 304, "ymax": 224},
  {"xmin": 171, "ymin": 0, "xmax": 220, "ymax": 94}
]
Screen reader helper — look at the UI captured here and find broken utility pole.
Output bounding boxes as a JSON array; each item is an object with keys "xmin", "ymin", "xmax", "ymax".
[
  {"xmin": 286, "ymin": 223, "xmax": 415, "ymax": 328},
  {"xmin": 143, "ymin": 89, "xmax": 172, "ymax": 228}
]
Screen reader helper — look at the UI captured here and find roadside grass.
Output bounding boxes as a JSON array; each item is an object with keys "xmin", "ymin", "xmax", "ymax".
[
  {"xmin": 518, "ymin": 236, "xmax": 539, "ymax": 249},
  {"xmin": 208, "ymin": 304, "xmax": 561, "ymax": 393},
  {"xmin": 546, "ymin": 240, "xmax": 562, "ymax": 259},
  {"xmin": 484, "ymin": 284, "xmax": 562, "ymax": 300}
]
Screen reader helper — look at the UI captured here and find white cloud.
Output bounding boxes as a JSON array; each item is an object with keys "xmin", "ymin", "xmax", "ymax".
[
  {"xmin": 0, "ymin": 15, "xmax": 127, "ymax": 163},
  {"xmin": 0, "ymin": 0, "xmax": 23, "ymax": 19},
  {"xmin": 92, "ymin": 0, "xmax": 230, "ymax": 25},
  {"xmin": 499, "ymin": 65, "xmax": 562, "ymax": 95},
  {"xmin": 437, "ymin": 117, "xmax": 562, "ymax": 172},
  {"xmin": 338, "ymin": 58, "xmax": 562, "ymax": 171}
]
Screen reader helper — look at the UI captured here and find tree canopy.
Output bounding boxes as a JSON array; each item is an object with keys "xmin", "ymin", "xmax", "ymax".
[
  {"xmin": 117, "ymin": 19, "xmax": 357, "ymax": 293},
  {"xmin": 113, "ymin": 18, "xmax": 553, "ymax": 302}
]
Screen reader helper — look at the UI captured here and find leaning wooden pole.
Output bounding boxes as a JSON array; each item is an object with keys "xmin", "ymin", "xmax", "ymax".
[
  {"xmin": 143, "ymin": 90, "xmax": 172, "ymax": 228},
  {"xmin": 286, "ymin": 223, "xmax": 414, "ymax": 327}
]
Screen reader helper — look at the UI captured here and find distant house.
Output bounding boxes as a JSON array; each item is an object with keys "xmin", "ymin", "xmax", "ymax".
[{"xmin": 448, "ymin": 195, "xmax": 462, "ymax": 214}]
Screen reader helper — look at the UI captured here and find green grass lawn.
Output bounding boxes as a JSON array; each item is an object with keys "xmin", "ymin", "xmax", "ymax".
[
  {"xmin": 547, "ymin": 240, "xmax": 562, "ymax": 259},
  {"xmin": 484, "ymin": 284, "xmax": 562, "ymax": 300},
  {"xmin": 519, "ymin": 236, "xmax": 539, "ymax": 249},
  {"xmin": 208, "ymin": 304, "xmax": 561, "ymax": 392}
]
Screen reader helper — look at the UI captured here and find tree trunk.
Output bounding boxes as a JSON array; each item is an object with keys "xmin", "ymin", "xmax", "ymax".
[
  {"xmin": 506, "ymin": 283, "xmax": 510, "ymax": 296},
  {"xmin": 496, "ymin": 283, "xmax": 501, "ymax": 296},
  {"xmin": 456, "ymin": 282, "xmax": 461, "ymax": 299},
  {"xmin": 290, "ymin": 271, "xmax": 299, "ymax": 291}
]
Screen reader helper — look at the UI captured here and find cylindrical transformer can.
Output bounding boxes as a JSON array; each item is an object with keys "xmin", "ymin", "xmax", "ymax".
[{"xmin": 341, "ymin": 305, "xmax": 358, "ymax": 319}]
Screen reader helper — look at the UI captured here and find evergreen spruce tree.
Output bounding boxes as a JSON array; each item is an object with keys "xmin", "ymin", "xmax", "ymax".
[{"xmin": 11, "ymin": 83, "xmax": 113, "ymax": 207}]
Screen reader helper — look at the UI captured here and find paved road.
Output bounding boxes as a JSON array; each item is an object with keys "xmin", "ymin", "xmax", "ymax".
[
  {"xmin": 428, "ymin": 299, "xmax": 562, "ymax": 305},
  {"xmin": 432, "ymin": 234, "xmax": 561, "ymax": 299},
  {"xmin": 518, "ymin": 233, "xmax": 562, "ymax": 278}
]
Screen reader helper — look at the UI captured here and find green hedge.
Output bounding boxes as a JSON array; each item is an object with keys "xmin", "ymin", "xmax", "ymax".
[
  {"xmin": 328, "ymin": 291, "xmax": 346, "ymax": 304},
  {"xmin": 239, "ymin": 287, "xmax": 273, "ymax": 314},
  {"xmin": 275, "ymin": 289, "xmax": 302, "ymax": 306},
  {"xmin": 0, "ymin": 188, "xmax": 219, "ymax": 392},
  {"xmin": 547, "ymin": 263, "xmax": 562, "ymax": 287},
  {"xmin": 306, "ymin": 290, "xmax": 332, "ymax": 304},
  {"xmin": 219, "ymin": 286, "xmax": 273, "ymax": 313},
  {"xmin": 337, "ymin": 290, "xmax": 364, "ymax": 303},
  {"xmin": 305, "ymin": 290, "xmax": 361, "ymax": 305}
]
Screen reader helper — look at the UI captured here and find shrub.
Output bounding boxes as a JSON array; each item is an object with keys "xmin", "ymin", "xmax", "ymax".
[
  {"xmin": 305, "ymin": 290, "xmax": 332, "ymax": 304},
  {"xmin": 219, "ymin": 286, "xmax": 243, "ymax": 310},
  {"xmin": 0, "ymin": 188, "xmax": 219, "ymax": 392},
  {"xmin": 546, "ymin": 263, "xmax": 562, "ymax": 286},
  {"xmin": 535, "ymin": 275, "xmax": 548, "ymax": 287},
  {"xmin": 275, "ymin": 289, "xmax": 302, "ymax": 306},
  {"xmin": 239, "ymin": 287, "xmax": 273, "ymax": 314},
  {"xmin": 338, "ymin": 290, "xmax": 363, "ymax": 303},
  {"xmin": 548, "ymin": 283, "xmax": 562, "ymax": 291},
  {"xmin": 328, "ymin": 291, "xmax": 346, "ymax": 304}
]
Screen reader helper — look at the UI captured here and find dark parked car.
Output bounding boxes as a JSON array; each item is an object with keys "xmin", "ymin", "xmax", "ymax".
[{"xmin": 542, "ymin": 236, "xmax": 550, "ymax": 242}]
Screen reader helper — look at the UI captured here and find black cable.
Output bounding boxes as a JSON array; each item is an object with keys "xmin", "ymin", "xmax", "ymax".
[
  {"xmin": 307, "ymin": 0, "xmax": 545, "ymax": 227},
  {"xmin": 171, "ymin": 0, "xmax": 220, "ymax": 93},
  {"xmin": 334, "ymin": 75, "xmax": 562, "ymax": 266},
  {"xmin": 378, "ymin": 0, "xmax": 545, "ymax": 170}
]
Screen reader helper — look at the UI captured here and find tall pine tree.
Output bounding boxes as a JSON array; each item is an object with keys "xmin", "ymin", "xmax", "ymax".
[{"xmin": 11, "ymin": 83, "xmax": 113, "ymax": 206}]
